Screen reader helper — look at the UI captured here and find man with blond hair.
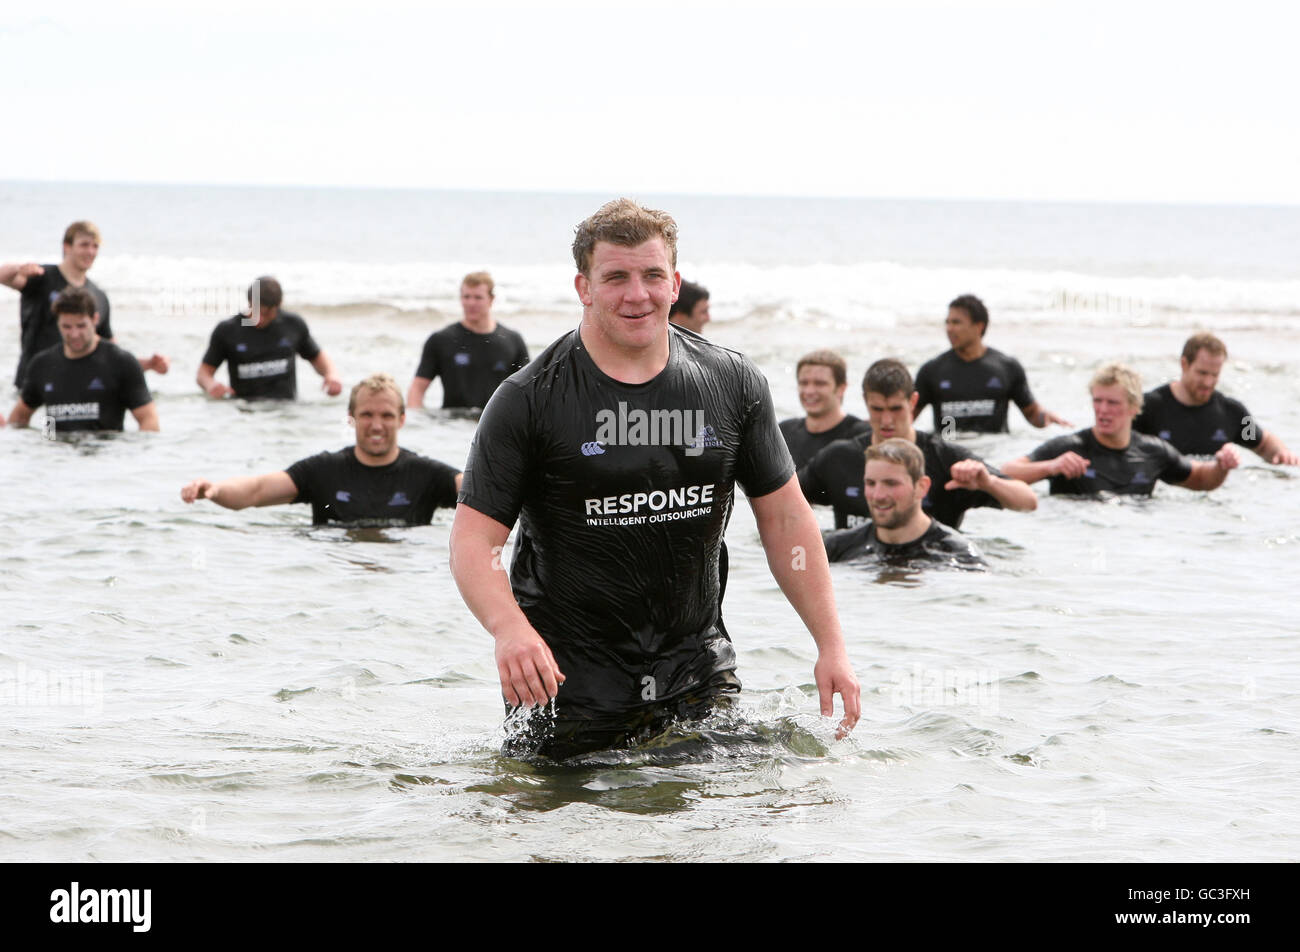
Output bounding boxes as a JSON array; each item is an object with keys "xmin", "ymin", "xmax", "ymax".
[
  {"xmin": 2, "ymin": 220, "xmax": 168, "ymax": 387},
  {"xmin": 1133, "ymin": 332, "xmax": 1297, "ymax": 465},
  {"xmin": 449, "ymin": 197, "xmax": 860, "ymax": 759},
  {"xmin": 822, "ymin": 439, "xmax": 984, "ymax": 567},
  {"xmin": 779, "ymin": 348, "xmax": 871, "ymax": 467},
  {"xmin": 407, "ymin": 271, "xmax": 529, "ymax": 411},
  {"xmin": 180, "ymin": 373, "xmax": 461, "ymax": 525},
  {"xmin": 1003, "ymin": 363, "xmax": 1239, "ymax": 495}
]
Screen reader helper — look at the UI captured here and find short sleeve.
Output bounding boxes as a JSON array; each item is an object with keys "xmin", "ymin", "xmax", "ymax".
[
  {"xmin": 914, "ymin": 360, "xmax": 935, "ymax": 411},
  {"xmin": 425, "ymin": 459, "xmax": 462, "ymax": 510},
  {"xmin": 1226, "ymin": 396, "xmax": 1263, "ymax": 449},
  {"xmin": 734, "ymin": 362, "xmax": 796, "ymax": 498},
  {"xmin": 295, "ymin": 319, "xmax": 322, "ymax": 361},
  {"xmin": 19, "ymin": 355, "xmax": 45, "ymax": 409},
  {"xmin": 117, "ymin": 350, "xmax": 153, "ymax": 410},
  {"xmin": 95, "ymin": 288, "xmax": 113, "ymax": 340},
  {"xmin": 457, "ymin": 381, "xmax": 534, "ymax": 527},
  {"xmin": 285, "ymin": 452, "xmax": 328, "ymax": 504},
  {"xmin": 201, "ymin": 325, "xmax": 227, "ymax": 368},
  {"xmin": 1028, "ymin": 433, "xmax": 1080, "ymax": 463},
  {"xmin": 797, "ymin": 447, "xmax": 833, "ymax": 505},
  {"xmin": 1008, "ymin": 356, "xmax": 1035, "ymax": 409},
  {"xmin": 415, "ymin": 334, "xmax": 440, "ymax": 380},
  {"xmin": 1157, "ymin": 440, "xmax": 1194, "ymax": 485}
]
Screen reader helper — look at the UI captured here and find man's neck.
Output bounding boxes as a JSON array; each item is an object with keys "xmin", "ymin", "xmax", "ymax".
[
  {"xmin": 1169, "ymin": 380, "xmax": 1210, "ymax": 407},
  {"xmin": 58, "ymin": 259, "xmax": 88, "ymax": 286},
  {"xmin": 804, "ymin": 407, "xmax": 846, "ymax": 434},
  {"xmin": 876, "ymin": 511, "xmax": 932, "ymax": 546},
  {"xmin": 1092, "ymin": 423, "xmax": 1132, "ymax": 450},
  {"xmin": 353, "ymin": 444, "xmax": 401, "ymax": 467},
  {"xmin": 63, "ymin": 336, "xmax": 100, "ymax": 360},
  {"xmin": 955, "ymin": 340, "xmax": 987, "ymax": 361},
  {"xmin": 461, "ymin": 315, "xmax": 497, "ymax": 335},
  {"xmin": 578, "ymin": 322, "xmax": 670, "ymax": 385},
  {"xmin": 871, "ymin": 422, "xmax": 917, "ymax": 446}
]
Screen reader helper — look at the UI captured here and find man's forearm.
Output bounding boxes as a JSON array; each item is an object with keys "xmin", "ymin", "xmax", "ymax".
[
  {"xmin": 449, "ymin": 517, "xmax": 531, "ymax": 639},
  {"xmin": 6, "ymin": 400, "xmax": 34, "ymax": 428},
  {"xmin": 984, "ymin": 473, "xmax": 1038, "ymax": 511},
  {"xmin": 756, "ymin": 499, "xmax": 846, "ymax": 653},
  {"xmin": 1000, "ymin": 457, "xmax": 1053, "ymax": 484},
  {"xmin": 1255, "ymin": 430, "xmax": 1296, "ymax": 464}
]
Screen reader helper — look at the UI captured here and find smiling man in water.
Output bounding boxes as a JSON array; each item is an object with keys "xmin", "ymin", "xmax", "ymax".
[
  {"xmin": 449, "ymin": 198, "xmax": 859, "ymax": 759},
  {"xmin": 181, "ymin": 373, "xmax": 461, "ymax": 525}
]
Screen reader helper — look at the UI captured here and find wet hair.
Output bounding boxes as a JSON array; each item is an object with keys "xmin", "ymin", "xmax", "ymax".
[
  {"xmin": 348, "ymin": 373, "xmax": 405, "ymax": 416},
  {"xmin": 865, "ymin": 438, "xmax": 925, "ymax": 483},
  {"xmin": 63, "ymin": 221, "xmax": 101, "ymax": 246},
  {"xmin": 671, "ymin": 279, "xmax": 709, "ymax": 317},
  {"xmin": 247, "ymin": 276, "xmax": 283, "ymax": 310},
  {"xmin": 862, "ymin": 358, "xmax": 914, "ymax": 398},
  {"xmin": 1089, "ymin": 362, "xmax": 1143, "ymax": 410},
  {"xmin": 796, "ymin": 349, "xmax": 848, "ymax": 388},
  {"xmin": 1182, "ymin": 332, "xmax": 1227, "ymax": 364},
  {"xmin": 52, "ymin": 287, "xmax": 97, "ymax": 319},
  {"xmin": 462, "ymin": 271, "xmax": 495, "ymax": 297},
  {"xmin": 572, "ymin": 198, "xmax": 678, "ymax": 276},
  {"xmin": 949, "ymin": 294, "xmax": 989, "ymax": 336}
]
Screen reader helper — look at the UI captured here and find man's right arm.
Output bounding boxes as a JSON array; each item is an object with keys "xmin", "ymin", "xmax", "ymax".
[
  {"xmin": 448, "ymin": 504, "xmax": 564, "ymax": 708},
  {"xmin": 5, "ymin": 399, "xmax": 35, "ymax": 428},
  {"xmin": 180, "ymin": 471, "xmax": 298, "ymax": 509},
  {"xmin": 1001, "ymin": 452, "xmax": 1089, "ymax": 485},
  {"xmin": 197, "ymin": 362, "xmax": 234, "ymax": 398},
  {"xmin": 0, "ymin": 262, "xmax": 43, "ymax": 291}
]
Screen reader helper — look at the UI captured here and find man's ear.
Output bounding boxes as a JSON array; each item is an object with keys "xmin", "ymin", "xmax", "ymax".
[{"xmin": 575, "ymin": 272, "xmax": 592, "ymax": 307}]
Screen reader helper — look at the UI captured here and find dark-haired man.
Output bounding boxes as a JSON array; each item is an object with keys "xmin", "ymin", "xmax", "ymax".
[
  {"xmin": 779, "ymin": 349, "xmax": 871, "ymax": 468},
  {"xmin": 2, "ymin": 220, "xmax": 168, "ymax": 387},
  {"xmin": 6, "ymin": 288, "xmax": 158, "ymax": 433},
  {"xmin": 181, "ymin": 374, "xmax": 461, "ymax": 525},
  {"xmin": 197, "ymin": 277, "xmax": 342, "ymax": 400},
  {"xmin": 449, "ymin": 197, "xmax": 859, "ymax": 759},
  {"xmin": 823, "ymin": 439, "xmax": 984, "ymax": 567},
  {"xmin": 407, "ymin": 271, "xmax": 529, "ymax": 411},
  {"xmin": 1003, "ymin": 363, "xmax": 1238, "ymax": 495},
  {"xmin": 668, "ymin": 279, "xmax": 710, "ymax": 335},
  {"xmin": 800, "ymin": 358, "xmax": 1037, "ymax": 529},
  {"xmin": 914, "ymin": 294, "xmax": 1068, "ymax": 434},
  {"xmin": 1133, "ymin": 333, "xmax": 1297, "ymax": 465}
]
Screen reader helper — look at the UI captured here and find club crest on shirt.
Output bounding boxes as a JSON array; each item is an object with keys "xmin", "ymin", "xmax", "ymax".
[
  {"xmin": 844, "ymin": 486, "xmax": 860, "ymax": 497},
  {"xmin": 1131, "ymin": 472, "xmax": 1151, "ymax": 484},
  {"xmin": 278, "ymin": 337, "xmax": 291, "ymax": 348},
  {"xmin": 1211, "ymin": 429, "xmax": 1227, "ymax": 443},
  {"xmin": 336, "ymin": 490, "xmax": 351, "ymax": 502},
  {"xmin": 986, "ymin": 376, "xmax": 1002, "ymax": 388},
  {"xmin": 388, "ymin": 492, "xmax": 411, "ymax": 506},
  {"xmin": 493, "ymin": 361, "xmax": 506, "ymax": 371},
  {"xmin": 1159, "ymin": 430, "xmax": 1172, "ymax": 440},
  {"xmin": 939, "ymin": 380, "xmax": 951, "ymax": 389},
  {"xmin": 88, "ymin": 378, "xmax": 106, "ymax": 391},
  {"xmin": 1084, "ymin": 468, "xmax": 1096, "ymax": 478},
  {"xmin": 454, "ymin": 353, "xmax": 471, "ymax": 366},
  {"xmin": 236, "ymin": 343, "xmax": 248, "ymax": 352}
]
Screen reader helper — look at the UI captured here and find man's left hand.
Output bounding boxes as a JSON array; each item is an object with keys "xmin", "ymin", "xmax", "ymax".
[
  {"xmin": 323, "ymin": 376, "xmax": 343, "ymax": 397},
  {"xmin": 946, "ymin": 458, "xmax": 991, "ymax": 491}
]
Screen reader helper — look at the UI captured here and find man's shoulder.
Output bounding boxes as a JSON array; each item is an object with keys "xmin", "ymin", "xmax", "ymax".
[
  {"xmin": 26, "ymin": 341, "xmax": 64, "ymax": 371},
  {"xmin": 810, "ymin": 431, "xmax": 872, "ymax": 469},
  {"xmin": 917, "ymin": 349, "xmax": 956, "ymax": 373},
  {"xmin": 22, "ymin": 265, "xmax": 62, "ymax": 295},
  {"xmin": 1129, "ymin": 429, "xmax": 1177, "ymax": 456},
  {"xmin": 1208, "ymin": 388, "xmax": 1249, "ymax": 415},
  {"xmin": 276, "ymin": 310, "xmax": 309, "ymax": 331},
  {"xmin": 292, "ymin": 445, "xmax": 351, "ymax": 470},
  {"xmin": 779, "ymin": 416, "xmax": 805, "ymax": 436}
]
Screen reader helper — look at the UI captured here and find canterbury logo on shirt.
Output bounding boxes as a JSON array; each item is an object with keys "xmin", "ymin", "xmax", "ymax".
[
  {"xmin": 388, "ymin": 492, "xmax": 411, "ymax": 506},
  {"xmin": 88, "ymin": 378, "xmax": 106, "ymax": 391},
  {"xmin": 236, "ymin": 358, "xmax": 289, "ymax": 378}
]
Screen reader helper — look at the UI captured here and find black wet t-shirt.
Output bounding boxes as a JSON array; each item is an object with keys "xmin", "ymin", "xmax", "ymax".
[
  {"xmin": 823, "ymin": 519, "xmax": 985, "ymax": 568},
  {"xmin": 1027, "ymin": 428, "xmax": 1193, "ymax": 495},
  {"xmin": 459, "ymin": 327, "xmax": 794, "ymax": 719},
  {"xmin": 285, "ymin": 447, "xmax": 460, "ymax": 526},
  {"xmin": 778, "ymin": 414, "xmax": 871, "ymax": 469},
  {"xmin": 798, "ymin": 430, "xmax": 1004, "ymax": 530},
  {"xmin": 1133, "ymin": 383, "xmax": 1263, "ymax": 456},
  {"xmin": 15, "ymin": 265, "xmax": 113, "ymax": 386},
  {"xmin": 201, "ymin": 311, "xmax": 321, "ymax": 399},
  {"xmin": 914, "ymin": 347, "xmax": 1035, "ymax": 433},
  {"xmin": 414, "ymin": 322, "xmax": 530, "ymax": 409},
  {"xmin": 19, "ymin": 341, "xmax": 151, "ymax": 432}
]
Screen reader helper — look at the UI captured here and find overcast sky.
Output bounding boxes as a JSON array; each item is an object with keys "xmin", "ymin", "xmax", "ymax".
[{"xmin": 3, "ymin": 0, "xmax": 1296, "ymax": 203}]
